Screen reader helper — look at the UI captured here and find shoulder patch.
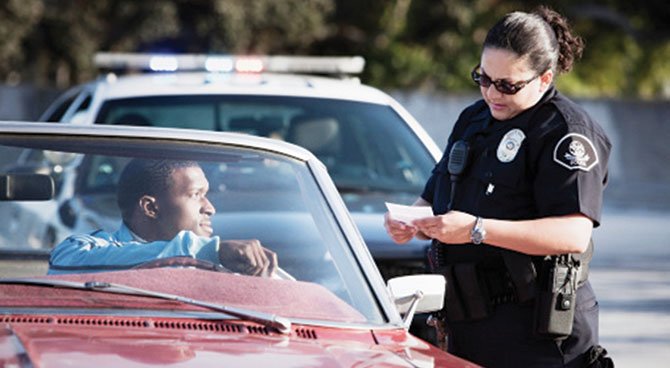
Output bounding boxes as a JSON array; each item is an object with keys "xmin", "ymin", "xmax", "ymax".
[{"xmin": 553, "ymin": 133, "xmax": 599, "ymax": 171}]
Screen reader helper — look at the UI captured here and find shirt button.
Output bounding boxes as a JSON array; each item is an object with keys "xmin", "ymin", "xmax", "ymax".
[{"xmin": 485, "ymin": 171, "xmax": 493, "ymax": 178}]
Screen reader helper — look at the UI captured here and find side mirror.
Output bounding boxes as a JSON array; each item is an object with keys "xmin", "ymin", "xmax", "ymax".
[
  {"xmin": 387, "ymin": 274, "xmax": 445, "ymax": 329},
  {"xmin": 0, "ymin": 174, "xmax": 55, "ymax": 201}
]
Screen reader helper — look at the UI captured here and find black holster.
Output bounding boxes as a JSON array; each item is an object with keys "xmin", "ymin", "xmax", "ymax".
[
  {"xmin": 439, "ymin": 262, "xmax": 510, "ymax": 322},
  {"xmin": 503, "ymin": 252, "xmax": 537, "ymax": 303},
  {"xmin": 439, "ymin": 263, "xmax": 492, "ymax": 322},
  {"xmin": 435, "ymin": 250, "xmax": 538, "ymax": 323}
]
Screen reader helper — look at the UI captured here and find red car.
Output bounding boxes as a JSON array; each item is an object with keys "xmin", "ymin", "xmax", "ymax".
[{"xmin": 0, "ymin": 123, "xmax": 477, "ymax": 367}]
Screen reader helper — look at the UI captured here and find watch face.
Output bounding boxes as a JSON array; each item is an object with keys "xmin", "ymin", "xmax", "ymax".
[
  {"xmin": 472, "ymin": 231, "xmax": 484, "ymax": 244},
  {"xmin": 471, "ymin": 217, "xmax": 485, "ymax": 244}
]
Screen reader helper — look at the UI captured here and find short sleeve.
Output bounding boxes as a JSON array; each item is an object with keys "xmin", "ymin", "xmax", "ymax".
[{"xmin": 532, "ymin": 125, "xmax": 611, "ymax": 227}]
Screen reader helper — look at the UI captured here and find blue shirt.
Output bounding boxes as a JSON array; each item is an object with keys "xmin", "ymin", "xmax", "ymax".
[{"xmin": 48, "ymin": 224, "xmax": 220, "ymax": 275}]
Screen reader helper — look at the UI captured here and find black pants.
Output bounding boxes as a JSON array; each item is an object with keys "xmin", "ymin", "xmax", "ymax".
[{"xmin": 446, "ymin": 282, "xmax": 599, "ymax": 368}]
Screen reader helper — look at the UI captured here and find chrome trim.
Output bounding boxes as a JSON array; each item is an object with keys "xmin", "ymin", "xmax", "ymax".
[
  {"xmin": 306, "ymin": 158, "xmax": 405, "ymax": 327},
  {"xmin": 0, "ymin": 122, "xmax": 314, "ymax": 162}
]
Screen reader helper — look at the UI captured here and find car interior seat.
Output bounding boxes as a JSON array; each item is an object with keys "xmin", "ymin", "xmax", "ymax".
[
  {"xmin": 228, "ymin": 116, "xmax": 284, "ymax": 138},
  {"xmin": 111, "ymin": 113, "xmax": 152, "ymax": 126},
  {"xmin": 287, "ymin": 115, "xmax": 341, "ymax": 169}
]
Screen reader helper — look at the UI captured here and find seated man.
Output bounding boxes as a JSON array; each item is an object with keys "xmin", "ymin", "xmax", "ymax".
[{"xmin": 48, "ymin": 159, "xmax": 277, "ymax": 276}]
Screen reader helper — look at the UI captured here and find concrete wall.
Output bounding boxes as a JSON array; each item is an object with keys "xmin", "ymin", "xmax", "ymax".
[
  {"xmin": 0, "ymin": 85, "xmax": 61, "ymax": 121},
  {"xmin": 391, "ymin": 90, "xmax": 670, "ymax": 211}
]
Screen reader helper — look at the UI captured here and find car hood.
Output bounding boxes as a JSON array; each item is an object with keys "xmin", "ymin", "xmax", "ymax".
[{"xmin": 1, "ymin": 323, "xmax": 475, "ymax": 367}]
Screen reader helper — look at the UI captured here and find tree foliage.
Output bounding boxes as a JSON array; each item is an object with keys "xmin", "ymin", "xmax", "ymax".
[
  {"xmin": 0, "ymin": 0, "xmax": 43, "ymax": 84},
  {"xmin": 1, "ymin": 0, "xmax": 668, "ymax": 99}
]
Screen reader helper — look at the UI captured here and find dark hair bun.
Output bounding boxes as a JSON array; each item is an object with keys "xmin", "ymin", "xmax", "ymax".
[{"xmin": 533, "ymin": 6, "xmax": 584, "ymax": 74}]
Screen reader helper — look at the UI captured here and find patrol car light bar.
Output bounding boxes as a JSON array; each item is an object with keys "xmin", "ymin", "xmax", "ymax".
[{"xmin": 94, "ymin": 53, "xmax": 365, "ymax": 75}]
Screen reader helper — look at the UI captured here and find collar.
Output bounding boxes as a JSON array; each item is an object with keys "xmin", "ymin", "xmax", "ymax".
[
  {"xmin": 116, "ymin": 223, "xmax": 147, "ymax": 243},
  {"xmin": 490, "ymin": 85, "xmax": 558, "ymax": 131}
]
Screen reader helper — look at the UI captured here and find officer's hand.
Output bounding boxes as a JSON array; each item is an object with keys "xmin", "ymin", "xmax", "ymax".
[
  {"xmin": 413, "ymin": 211, "xmax": 476, "ymax": 244},
  {"xmin": 384, "ymin": 212, "xmax": 418, "ymax": 244},
  {"xmin": 218, "ymin": 239, "xmax": 278, "ymax": 277}
]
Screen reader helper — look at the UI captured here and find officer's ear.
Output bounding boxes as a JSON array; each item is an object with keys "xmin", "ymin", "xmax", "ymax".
[
  {"xmin": 539, "ymin": 69, "xmax": 554, "ymax": 91},
  {"xmin": 139, "ymin": 195, "xmax": 159, "ymax": 219}
]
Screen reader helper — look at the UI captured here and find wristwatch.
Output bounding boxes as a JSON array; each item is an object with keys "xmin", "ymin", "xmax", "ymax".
[{"xmin": 470, "ymin": 216, "xmax": 486, "ymax": 244}]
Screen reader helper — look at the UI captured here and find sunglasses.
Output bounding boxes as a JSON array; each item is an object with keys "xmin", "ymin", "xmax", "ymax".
[{"xmin": 471, "ymin": 64, "xmax": 539, "ymax": 95}]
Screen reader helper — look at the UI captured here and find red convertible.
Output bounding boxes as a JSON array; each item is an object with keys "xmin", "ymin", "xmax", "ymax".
[{"xmin": 0, "ymin": 123, "xmax": 476, "ymax": 367}]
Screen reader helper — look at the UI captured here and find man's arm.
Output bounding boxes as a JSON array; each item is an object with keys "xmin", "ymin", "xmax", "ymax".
[{"xmin": 48, "ymin": 230, "xmax": 219, "ymax": 275}]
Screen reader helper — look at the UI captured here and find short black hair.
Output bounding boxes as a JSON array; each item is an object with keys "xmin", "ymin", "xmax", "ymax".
[{"xmin": 116, "ymin": 159, "xmax": 199, "ymax": 221}]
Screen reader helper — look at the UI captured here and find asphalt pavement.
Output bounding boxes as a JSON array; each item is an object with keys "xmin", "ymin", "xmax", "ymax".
[{"xmin": 590, "ymin": 207, "xmax": 670, "ymax": 367}]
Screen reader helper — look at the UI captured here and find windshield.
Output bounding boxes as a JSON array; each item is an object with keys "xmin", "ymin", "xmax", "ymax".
[
  {"xmin": 0, "ymin": 132, "xmax": 385, "ymax": 324},
  {"xmin": 95, "ymin": 95, "xmax": 434, "ymax": 212}
]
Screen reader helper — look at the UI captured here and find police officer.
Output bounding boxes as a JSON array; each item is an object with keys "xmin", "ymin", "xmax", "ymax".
[{"xmin": 384, "ymin": 6, "xmax": 612, "ymax": 368}]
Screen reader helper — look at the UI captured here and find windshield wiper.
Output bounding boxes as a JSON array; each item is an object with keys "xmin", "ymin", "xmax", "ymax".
[{"xmin": 0, "ymin": 278, "xmax": 291, "ymax": 334}]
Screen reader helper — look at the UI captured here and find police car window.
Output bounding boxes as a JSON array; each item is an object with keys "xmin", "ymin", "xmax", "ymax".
[
  {"xmin": 77, "ymin": 155, "xmax": 130, "ymax": 194},
  {"xmin": 94, "ymin": 95, "xmax": 434, "ymax": 193},
  {"xmin": 43, "ymin": 94, "xmax": 79, "ymax": 122},
  {"xmin": 99, "ymin": 97, "xmax": 217, "ymax": 131},
  {"xmin": 75, "ymin": 94, "xmax": 92, "ymax": 113}
]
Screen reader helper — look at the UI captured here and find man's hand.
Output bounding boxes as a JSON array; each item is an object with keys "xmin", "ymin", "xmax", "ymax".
[{"xmin": 218, "ymin": 239, "xmax": 278, "ymax": 277}]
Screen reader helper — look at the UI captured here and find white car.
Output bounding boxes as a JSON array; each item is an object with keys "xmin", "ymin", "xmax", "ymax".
[{"xmin": 39, "ymin": 53, "xmax": 441, "ymax": 282}]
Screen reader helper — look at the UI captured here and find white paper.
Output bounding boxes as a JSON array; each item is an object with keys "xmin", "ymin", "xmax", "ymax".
[
  {"xmin": 273, "ymin": 267, "xmax": 296, "ymax": 281},
  {"xmin": 385, "ymin": 202, "xmax": 433, "ymax": 224}
]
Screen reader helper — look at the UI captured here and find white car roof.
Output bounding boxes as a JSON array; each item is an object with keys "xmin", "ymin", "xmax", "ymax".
[
  {"xmin": 93, "ymin": 72, "xmax": 395, "ymax": 105},
  {"xmin": 48, "ymin": 69, "xmax": 442, "ymax": 160}
]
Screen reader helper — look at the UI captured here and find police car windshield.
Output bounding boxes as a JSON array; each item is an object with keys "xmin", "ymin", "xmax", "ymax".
[{"xmin": 95, "ymin": 95, "xmax": 434, "ymax": 196}]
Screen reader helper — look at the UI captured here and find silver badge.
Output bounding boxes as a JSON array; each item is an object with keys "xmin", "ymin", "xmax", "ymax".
[
  {"xmin": 497, "ymin": 128, "xmax": 526, "ymax": 163},
  {"xmin": 553, "ymin": 133, "xmax": 598, "ymax": 171}
]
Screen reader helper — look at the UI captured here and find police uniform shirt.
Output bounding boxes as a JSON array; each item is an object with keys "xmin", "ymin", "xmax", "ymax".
[{"xmin": 422, "ymin": 86, "xmax": 611, "ymax": 229}]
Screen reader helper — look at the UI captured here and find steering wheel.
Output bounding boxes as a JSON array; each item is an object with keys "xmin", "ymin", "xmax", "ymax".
[{"xmin": 133, "ymin": 256, "xmax": 233, "ymax": 273}]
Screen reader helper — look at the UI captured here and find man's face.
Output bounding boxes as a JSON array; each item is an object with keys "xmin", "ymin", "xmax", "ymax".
[{"xmin": 154, "ymin": 165, "xmax": 216, "ymax": 240}]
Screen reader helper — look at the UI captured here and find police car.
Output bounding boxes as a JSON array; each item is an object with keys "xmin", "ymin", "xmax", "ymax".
[{"xmin": 39, "ymin": 53, "xmax": 441, "ymax": 282}]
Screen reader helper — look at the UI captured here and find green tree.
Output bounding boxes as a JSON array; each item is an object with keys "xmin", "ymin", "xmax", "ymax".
[
  {"xmin": 25, "ymin": 1, "xmax": 179, "ymax": 87},
  {"xmin": 0, "ymin": 0, "xmax": 43, "ymax": 85},
  {"xmin": 0, "ymin": 0, "xmax": 668, "ymax": 98}
]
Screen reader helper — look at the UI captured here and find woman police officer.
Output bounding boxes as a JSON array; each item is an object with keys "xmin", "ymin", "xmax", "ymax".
[{"xmin": 384, "ymin": 6, "xmax": 612, "ymax": 368}]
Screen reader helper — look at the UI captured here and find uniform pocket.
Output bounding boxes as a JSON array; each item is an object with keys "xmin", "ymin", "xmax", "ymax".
[{"xmin": 473, "ymin": 149, "xmax": 536, "ymax": 215}]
